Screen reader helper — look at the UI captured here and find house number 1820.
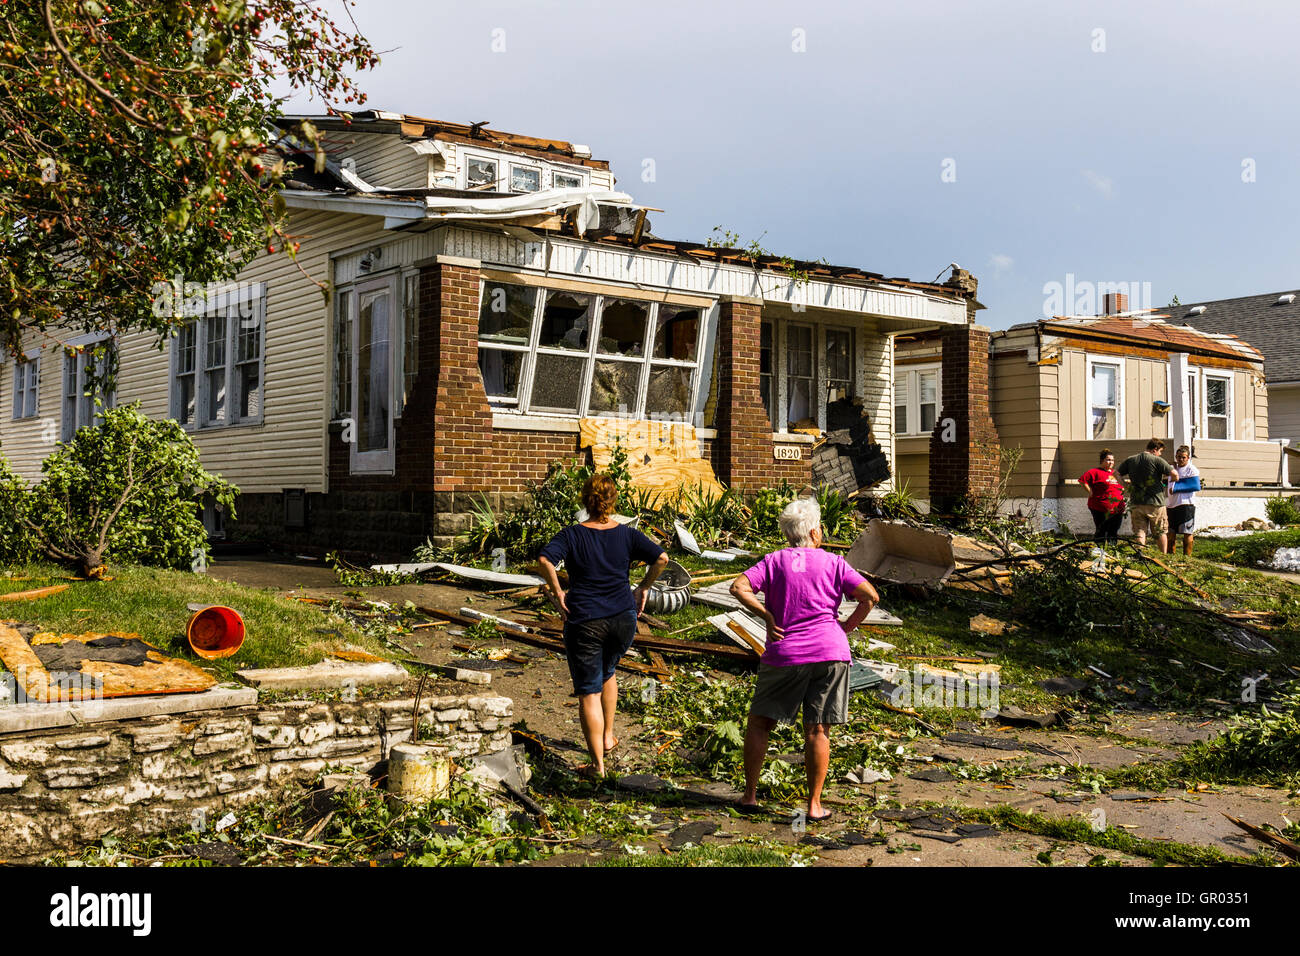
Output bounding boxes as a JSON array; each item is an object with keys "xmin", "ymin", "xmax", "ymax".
[{"xmin": 773, "ymin": 445, "xmax": 802, "ymax": 461}]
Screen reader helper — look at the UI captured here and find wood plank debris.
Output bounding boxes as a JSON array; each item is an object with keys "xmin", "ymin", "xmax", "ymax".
[
  {"xmin": 370, "ymin": 562, "xmax": 545, "ymax": 587},
  {"xmin": 690, "ymin": 579, "xmax": 903, "ymax": 626},
  {"xmin": 235, "ymin": 660, "xmax": 409, "ymax": 691}
]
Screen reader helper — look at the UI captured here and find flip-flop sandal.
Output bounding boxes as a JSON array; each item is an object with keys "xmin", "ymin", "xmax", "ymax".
[
  {"xmin": 806, "ymin": 810, "xmax": 833, "ymax": 823},
  {"xmin": 735, "ymin": 802, "xmax": 766, "ymax": 816},
  {"xmin": 604, "ymin": 738, "xmax": 620, "ymax": 754}
]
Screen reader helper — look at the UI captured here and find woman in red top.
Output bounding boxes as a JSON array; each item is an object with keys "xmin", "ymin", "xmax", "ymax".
[{"xmin": 1078, "ymin": 448, "xmax": 1124, "ymax": 545}]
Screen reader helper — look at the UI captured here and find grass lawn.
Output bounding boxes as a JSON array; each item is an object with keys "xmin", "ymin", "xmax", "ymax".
[
  {"xmin": 0, "ymin": 562, "xmax": 393, "ymax": 680},
  {"xmin": 1194, "ymin": 527, "xmax": 1300, "ymax": 568}
]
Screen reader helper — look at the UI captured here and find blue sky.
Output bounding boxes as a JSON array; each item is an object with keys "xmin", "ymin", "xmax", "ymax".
[{"xmin": 286, "ymin": 0, "xmax": 1300, "ymax": 329}]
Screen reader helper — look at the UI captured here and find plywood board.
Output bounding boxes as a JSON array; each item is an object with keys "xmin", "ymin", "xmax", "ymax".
[
  {"xmin": 579, "ymin": 418, "xmax": 724, "ymax": 498},
  {"xmin": 0, "ymin": 624, "xmax": 215, "ymax": 701}
]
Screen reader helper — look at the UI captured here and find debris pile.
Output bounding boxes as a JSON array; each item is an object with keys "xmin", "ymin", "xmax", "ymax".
[{"xmin": 811, "ymin": 399, "xmax": 891, "ymax": 497}]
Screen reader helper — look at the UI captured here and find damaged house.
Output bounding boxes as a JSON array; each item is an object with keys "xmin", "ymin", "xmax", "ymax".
[
  {"xmin": 895, "ymin": 293, "xmax": 1287, "ymax": 532},
  {"xmin": 0, "ymin": 111, "xmax": 984, "ymax": 555}
]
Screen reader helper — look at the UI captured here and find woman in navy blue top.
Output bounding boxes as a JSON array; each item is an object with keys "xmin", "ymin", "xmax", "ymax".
[{"xmin": 537, "ymin": 474, "xmax": 667, "ymax": 777}]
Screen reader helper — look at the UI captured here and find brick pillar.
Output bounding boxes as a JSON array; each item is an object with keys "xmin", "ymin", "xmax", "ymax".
[
  {"xmin": 428, "ymin": 257, "xmax": 492, "ymax": 496},
  {"xmin": 928, "ymin": 324, "xmax": 1000, "ymax": 513},
  {"xmin": 716, "ymin": 297, "xmax": 798, "ymax": 489}
]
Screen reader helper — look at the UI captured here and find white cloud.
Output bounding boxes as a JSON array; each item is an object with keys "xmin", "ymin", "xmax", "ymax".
[
  {"xmin": 989, "ymin": 253, "xmax": 1014, "ymax": 276},
  {"xmin": 1082, "ymin": 169, "xmax": 1114, "ymax": 199}
]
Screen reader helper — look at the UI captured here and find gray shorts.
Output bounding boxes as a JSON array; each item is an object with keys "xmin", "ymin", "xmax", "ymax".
[{"xmin": 749, "ymin": 661, "xmax": 850, "ymax": 725}]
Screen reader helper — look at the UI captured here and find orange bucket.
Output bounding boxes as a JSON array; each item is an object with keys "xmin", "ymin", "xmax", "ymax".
[{"xmin": 186, "ymin": 605, "xmax": 245, "ymax": 659}]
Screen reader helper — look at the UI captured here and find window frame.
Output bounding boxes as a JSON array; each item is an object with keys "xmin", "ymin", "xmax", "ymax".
[
  {"xmin": 507, "ymin": 162, "xmax": 543, "ymax": 194},
  {"xmin": 1202, "ymin": 371, "xmax": 1233, "ymax": 441},
  {"xmin": 893, "ymin": 361, "xmax": 942, "ymax": 437},
  {"xmin": 462, "ymin": 150, "xmax": 501, "ymax": 191},
  {"xmin": 10, "ymin": 357, "xmax": 39, "ymax": 420},
  {"xmin": 477, "ymin": 280, "xmax": 707, "ymax": 423},
  {"xmin": 1085, "ymin": 355, "xmax": 1125, "ymax": 441},
  {"xmin": 61, "ymin": 333, "xmax": 116, "ymax": 441},
  {"xmin": 349, "ymin": 273, "xmax": 400, "ymax": 475},
  {"xmin": 169, "ymin": 283, "xmax": 266, "ymax": 431}
]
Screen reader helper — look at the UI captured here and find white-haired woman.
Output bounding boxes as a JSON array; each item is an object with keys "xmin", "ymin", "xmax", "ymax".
[{"xmin": 729, "ymin": 496, "xmax": 879, "ymax": 822}]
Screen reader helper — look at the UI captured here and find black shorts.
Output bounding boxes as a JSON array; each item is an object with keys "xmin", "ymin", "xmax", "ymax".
[
  {"xmin": 563, "ymin": 611, "xmax": 637, "ymax": 695},
  {"xmin": 1167, "ymin": 504, "xmax": 1196, "ymax": 535},
  {"xmin": 749, "ymin": 661, "xmax": 850, "ymax": 725}
]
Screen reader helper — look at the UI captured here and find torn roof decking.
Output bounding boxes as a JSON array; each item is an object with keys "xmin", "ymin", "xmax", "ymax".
[
  {"xmin": 1003, "ymin": 314, "xmax": 1264, "ymax": 365},
  {"xmin": 273, "ymin": 111, "xmax": 610, "ymax": 169}
]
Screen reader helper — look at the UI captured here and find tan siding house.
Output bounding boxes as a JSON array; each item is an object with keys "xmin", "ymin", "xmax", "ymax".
[{"xmin": 895, "ymin": 310, "xmax": 1285, "ymax": 531}]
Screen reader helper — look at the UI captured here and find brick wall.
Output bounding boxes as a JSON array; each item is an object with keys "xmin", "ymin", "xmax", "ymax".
[
  {"xmin": 715, "ymin": 298, "xmax": 810, "ymax": 491},
  {"xmin": 929, "ymin": 324, "xmax": 1001, "ymax": 512}
]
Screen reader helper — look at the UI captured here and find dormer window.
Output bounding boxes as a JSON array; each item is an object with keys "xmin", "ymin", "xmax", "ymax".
[
  {"xmin": 466, "ymin": 157, "xmax": 498, "ymax": 189},
  {"xmin": 509, "ymin": 164, "xmax": 541, "ymax": 193}
]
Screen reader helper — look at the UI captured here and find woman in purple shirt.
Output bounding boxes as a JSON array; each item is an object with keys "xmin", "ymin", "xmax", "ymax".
[{"xmin": 730, "ymin": 496, "xmax": 879, "ymax": 821}]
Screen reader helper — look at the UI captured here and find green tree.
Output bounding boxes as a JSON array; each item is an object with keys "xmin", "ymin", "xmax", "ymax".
[
  {"xmin": 0, "ymin": 0, "xmax": 376, "ymax": 357},
  {"xmin": 3, "ymin": 403, "xmax": 237, "ymax": 574}
]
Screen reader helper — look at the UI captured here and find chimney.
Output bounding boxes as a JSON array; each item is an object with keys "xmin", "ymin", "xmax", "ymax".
[{"xmin": 1102, "ymin": 292, "xmax": 1128, "ymax": 315}]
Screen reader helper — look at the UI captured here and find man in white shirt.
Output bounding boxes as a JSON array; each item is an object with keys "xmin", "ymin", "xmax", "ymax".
[{"xmin": 1166, "ymin": 445, "xmax": 1199, "ymax": 556}]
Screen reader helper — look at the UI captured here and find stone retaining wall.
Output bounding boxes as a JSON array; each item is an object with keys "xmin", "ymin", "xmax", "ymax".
[{"xmin": 0, "ymin": 693, "xmax": 513, "ymax": 862}]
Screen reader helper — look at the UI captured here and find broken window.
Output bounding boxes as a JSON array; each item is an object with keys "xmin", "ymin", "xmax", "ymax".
[
  {"xmin": 598, "ymin": 299, "xmax": 648, "ymax": 357},
  {"xmin": 653, "ymin": 305, "xmax": 699, "ymax": 362},
  {"xmin": 646, "ymin": 364, "xmax": 693, "ymax": 421},
  {"xmin": 467, "ymin": 157, "xmax": 498, "ymax": 189},
  {"xmin": 11, "ymin": 357, "xmax": 38, "ymax": 420},
  {"xmin": 553, "ymin": 170, "xmax": 584, "ymax": 189},
  {"xmin": 1090, "ymin": 360, "xmax": 1120, "ymax": 440},
  {"xmin": 397, "ymin": 272, "xmax": 420, "ymax": 416},
  {"xmin": 529, "ymin": 353, "xmax": 585, "ymax": 413},
  {"xmin": 588, "ymin": 359, "xmax": 641, "ymax": 416},
  {"xmin": 538, "ymin": 291, "xmax": 594, "ymax": 351},
  {"xmin": 1206, "ymin": 374, "xmax": 1230, "ymax": 439},
  {"xmin": 826, "ymin": 327, "xmax": 854, "ymax": 403},
  {"xmin": 510, "ymin": 164, "xmax": 541, "ymax": 193},
  {"xmin": 786, "ymin": 323, "xmax": 814, "ymax": 427},
  {"xmin": 477, "ymin": 281, "xmax": 704, "ymax": 420}
]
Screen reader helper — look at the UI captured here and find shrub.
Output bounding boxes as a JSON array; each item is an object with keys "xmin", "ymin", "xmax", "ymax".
[
  {"xmin": 1, "ymin": 403, "xmax": 237, "ymax": 574},
  {"xmin": 0, "ymin": 458, "xmax": 36, "ymax": 563},
  {"xmin": 1264, "ymin": 496, "xmax": 1300, "ymax": 527}
]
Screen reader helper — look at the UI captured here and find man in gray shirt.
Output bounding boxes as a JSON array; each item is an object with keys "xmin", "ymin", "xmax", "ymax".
[{"xmin": 1117, "ymin": 438, "xmax": 1175, "ymax": 551}]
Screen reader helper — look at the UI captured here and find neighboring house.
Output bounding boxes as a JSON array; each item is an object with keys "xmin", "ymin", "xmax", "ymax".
[
  {"xmin": 1169, "ymin": 289, "xmax": 1300, "ymax": 447},
  {"xmin": 0, "ymin": 110, "xmax": 986, "ymax": 556},
  {"xmin": 895, "ymin": 294, "xmax": 1285, "ymax": 532}
]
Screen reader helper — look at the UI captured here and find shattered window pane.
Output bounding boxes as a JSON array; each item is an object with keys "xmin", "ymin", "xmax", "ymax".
[
  {"xmin": 554, "ymin": 171, "xmax": 583, "ymax": 189},
  {"xmin": 467, "ymin": 157, "xmax": 497, "ymax": 189},
  {"xmin": 646, "ymin": 364, "xmax": 693, "ymax": 420},
  {"xmin": 597, "ymin": 299, "xmax": 648, "ymax": 356},
  {"xmin": 529, "ymin": 353, "xmax": 585, "ymax": 412},
  {"xmin": 653, "ymin": 305, "xmax": 700, "ymax": 361},
  {"xmin": 510, "ymin": 165, "xmax": 541, "ymax": 192},
  {"xmin": 479, "ymin": 349, "xmax": 523, "ymax": 403},
  {"xmin": 538, "ymin": 292, "xmax": 594, "ymax": 351},
  {"xmin": 588, "ymin": 359, "xmax": 641, "ymax": 416},
  {"xmin": 479, "ymin": 282, "xmax": 535, "ymax": 346}
]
